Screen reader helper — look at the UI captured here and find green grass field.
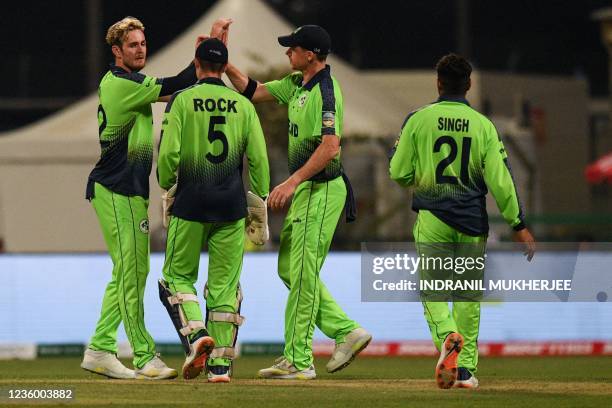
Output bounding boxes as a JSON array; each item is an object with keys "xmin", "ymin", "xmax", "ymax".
[{"xmin": 1, "ymin": 356, "xmax": 611, "ymax": 407}]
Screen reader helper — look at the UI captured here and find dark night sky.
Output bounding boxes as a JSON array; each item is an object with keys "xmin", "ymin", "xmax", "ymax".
[{"xmin": 0, "ymin": 0, "xmax": 609, "ymax": 129}]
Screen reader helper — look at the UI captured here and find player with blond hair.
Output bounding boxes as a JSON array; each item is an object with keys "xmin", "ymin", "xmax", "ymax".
[{"xmin": 81, "ymin": 16, "xmax": 229, "ymax": 380}]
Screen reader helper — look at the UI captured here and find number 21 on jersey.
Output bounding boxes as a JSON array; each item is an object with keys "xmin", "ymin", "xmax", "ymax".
[{"xmin": 434, "ymin": 136, "xmax": 472, "ymax": 185}]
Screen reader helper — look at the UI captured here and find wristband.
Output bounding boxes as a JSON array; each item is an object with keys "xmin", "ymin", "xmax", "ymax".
[{"xmin": 242, "ymin": 77, "xmax": 257, "ymax": 100}]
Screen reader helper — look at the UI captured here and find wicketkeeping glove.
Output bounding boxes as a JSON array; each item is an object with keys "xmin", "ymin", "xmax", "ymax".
[
  {"xmin": 162, "ymin": 184, "xmax": 177, "ymax": 229},
  {"xmin": 246, "ymin": 191, "xmax": 269, "ymax": 245}
]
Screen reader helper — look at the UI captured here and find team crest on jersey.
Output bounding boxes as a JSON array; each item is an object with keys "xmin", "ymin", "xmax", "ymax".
[
  {"xmin": 322, "ymin": 111, "xmax": 335, "ymax": 128},
  {"xmin": 139, "ymin": 219, "xmax": 149, "ymax": 234},
  {"xmin": 298, "ymin": 93, "xmax": 308, "ymax": 107}
]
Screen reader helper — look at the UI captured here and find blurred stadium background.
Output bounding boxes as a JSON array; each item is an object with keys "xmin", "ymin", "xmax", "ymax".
[{"xmin": 0, "ymin": 0, "xmax": 611, "ymax": 360}]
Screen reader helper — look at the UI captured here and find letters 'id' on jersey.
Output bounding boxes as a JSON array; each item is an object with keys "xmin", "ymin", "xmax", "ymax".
[{"xmin": 264, "ymin": 65, "xmax": 343, "ymax": 181}]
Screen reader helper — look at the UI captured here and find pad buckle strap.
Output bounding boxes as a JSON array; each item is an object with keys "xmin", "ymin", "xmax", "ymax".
[
  {"xmin": 179, "ymin": 320, "xmax": 205, "ymax": 336},
  {"xmin": 168, "ymin": 293, "xmax": 199, "ymax": 305},
  {"xmin": 208, "ymin": 311, "xmax": 245, "ymax": 326},
  {"xmin": 210, "ymin": 347, "xmax": 235, "ymax": 359}
]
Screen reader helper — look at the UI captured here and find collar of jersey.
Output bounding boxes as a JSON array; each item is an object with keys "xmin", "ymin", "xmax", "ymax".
[
  {"xmin": 436, "ymin": 95, "xmax": 470, "ymax": 106},
  {"xmin": 109, "ymin": 63, "xmax": 138, "ymax": 75},
  {"xmin": 196, "ymin": 77, "xmax": 226, "ymax": 86},
  {"xmin": 301, "ymin": 64, "xmax": 331, "ymax": 91}
]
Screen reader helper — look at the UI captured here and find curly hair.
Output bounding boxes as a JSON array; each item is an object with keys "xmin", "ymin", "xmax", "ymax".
[
  {"xmin": 105, "ymin": 16, "xmax": 145, "ymax": 47},
  {"xmin": 436, "ymin": 53, "xmax": 472, "ymax": 95}
]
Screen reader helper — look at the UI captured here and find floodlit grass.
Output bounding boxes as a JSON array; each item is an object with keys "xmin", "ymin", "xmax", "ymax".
[{"xmin": 1, "ymin": 356, "xmax": 611, "ymax": 407}]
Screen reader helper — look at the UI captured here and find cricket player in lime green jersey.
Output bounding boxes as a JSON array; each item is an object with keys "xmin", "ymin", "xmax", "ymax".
[
  {"xmin": 390, "ymin": 53, "xmax": 536, "ymax": 389},
  {"xmin": 81, "ymin": 17, "xmax": 229, "ymax": 380},
  {"xmin": 225, "ymin": 22, "xmax": 371, "ymax": 380},
  {"xmin": 157, "ymin": 38, "xmax": 269, "ymax": 383}
]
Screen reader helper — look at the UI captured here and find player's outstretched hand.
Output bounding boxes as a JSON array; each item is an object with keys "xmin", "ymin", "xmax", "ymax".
[
  {"xmin": 513, "ymin": 228, "xmax": 536, "ymax": 262},
  {"xmin": 268, "ymin": 178, "xmax": 298, "ymax": 210},
  {"xmin": 210, "ymin": 18, "xmax": 233, "ymax": 45}
]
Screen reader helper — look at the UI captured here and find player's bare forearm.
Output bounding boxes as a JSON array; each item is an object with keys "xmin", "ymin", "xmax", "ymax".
[
  {"xmin": 226, "ymin": 63, "xmax": 275, "ymax": 103},
  {"xmin": 268, "ymin": 135, "xmax": 340, "ymax": 210},
  {"xmin": 226, "ymin": 63, "xmax": 249, "ymax": 92}
]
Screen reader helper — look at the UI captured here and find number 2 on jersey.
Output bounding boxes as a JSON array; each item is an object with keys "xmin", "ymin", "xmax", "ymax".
[
  {"xmin": 206, "ymin": 115, "xmax": 228, "ymax": 164},
  {"xmin": 434, "ymin": 136, "xmax": 472, "ymax": 185}
]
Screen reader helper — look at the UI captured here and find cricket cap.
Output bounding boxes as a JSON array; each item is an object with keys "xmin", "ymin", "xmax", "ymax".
[
  {"xmin": 195, "ymin": 38, "xmax": 228, "ymax": 63},
  {"xmin": 278, "ymin": 25, "xmax": 331, "ymax": 55}
]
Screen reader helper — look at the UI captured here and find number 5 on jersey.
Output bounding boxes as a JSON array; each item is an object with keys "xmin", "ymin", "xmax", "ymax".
[{"xmin": 206, "ymin": 115, "xmax": 228, "ymax": 164}]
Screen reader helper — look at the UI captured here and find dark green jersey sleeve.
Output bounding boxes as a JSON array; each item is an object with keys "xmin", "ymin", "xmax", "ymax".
[
  {"xmin": 245, "ymin": 105, "xmax": 270, "ymax": 198},
  {"xmin": 483, "ymin": 122, "xmax": 525, "ymax": 230},
  {"xmin": 264, "ymin": 73, "xmax": 301, "ymax": 105},
  {"xmin": 313, "ymin": 77, "xmax": 342, "ymax": 137}
]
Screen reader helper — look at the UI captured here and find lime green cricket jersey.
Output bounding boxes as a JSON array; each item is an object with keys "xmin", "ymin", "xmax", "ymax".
[
  {"xmin": 157, "ymin": 77, "xmax": 270, "ymax": 222},
  {"xmin": 389, "ymin": 96, "xmax": 525, "ymax": 235},
  {"xmin": 265, "ymin": 65, "xmax": 343, "ymax": 181},
  {"xmin": 86, "ymin": 64, "xmax": 164, "ymax": 199}
]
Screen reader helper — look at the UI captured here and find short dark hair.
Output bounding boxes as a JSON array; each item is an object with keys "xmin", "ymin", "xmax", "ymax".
[
  {"xmin": 199, "ymin": 60, "xmax": 226, "ymax": 73},
  {"xmin": 315, "ymin": 53, "xmax": 328, "ymax": 62},
  {"xmin": 436, "ymin": 53, "xmax": 472, "ymax": 95}
]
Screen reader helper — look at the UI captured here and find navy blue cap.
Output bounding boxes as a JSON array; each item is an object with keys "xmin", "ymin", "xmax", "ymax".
[
  {"xmin": 278, "ymin": 25, "xmax": 331, "ymax": 55},
  {"xmin": 195, "ymin": 38, "xmax": 228, "ymax": 63}
]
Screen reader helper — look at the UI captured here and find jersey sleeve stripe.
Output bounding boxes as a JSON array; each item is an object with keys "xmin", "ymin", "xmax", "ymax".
[{"xmin": 319, "ymin": 76, "xmax": 336, "ymax": 135}]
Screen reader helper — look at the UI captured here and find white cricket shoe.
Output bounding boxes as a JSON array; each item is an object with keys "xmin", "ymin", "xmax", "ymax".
[
  {"xmin": 182, "ymin": 334, "xmax": 215, "ymax": 380},
  {"xmin": 326, "ymin": 327, "xmax": 372, "ymax": 373},
  {"xmin": 135, "ymin": 355, "xmax": 178, "ymax": 380},
  {"xmin": 257, "ymin": 357, "xmax": 316, "ymax": 380},
  {"xmin": 80, "ymin": 348, "xmax": 135, "ymax": 379},
  {"xmin": 455, "ymin": 367, "xmax": 479, "ymax": 389}
]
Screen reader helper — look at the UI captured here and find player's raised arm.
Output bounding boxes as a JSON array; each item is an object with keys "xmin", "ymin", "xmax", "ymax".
[
  {"xmin": 156, "ymin": 19, "xmax": 233, "ymax": 103},
  {"xmin": 389, "ymin": 114, "xmax": 417, "ymax": 187},
  {"xmin": 156, "ymin": 63, "xmax": 197, "ymax": 101},
  {"xmin": 225, "ymin": 63, "xmax": 275, "ymax": 103}
]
